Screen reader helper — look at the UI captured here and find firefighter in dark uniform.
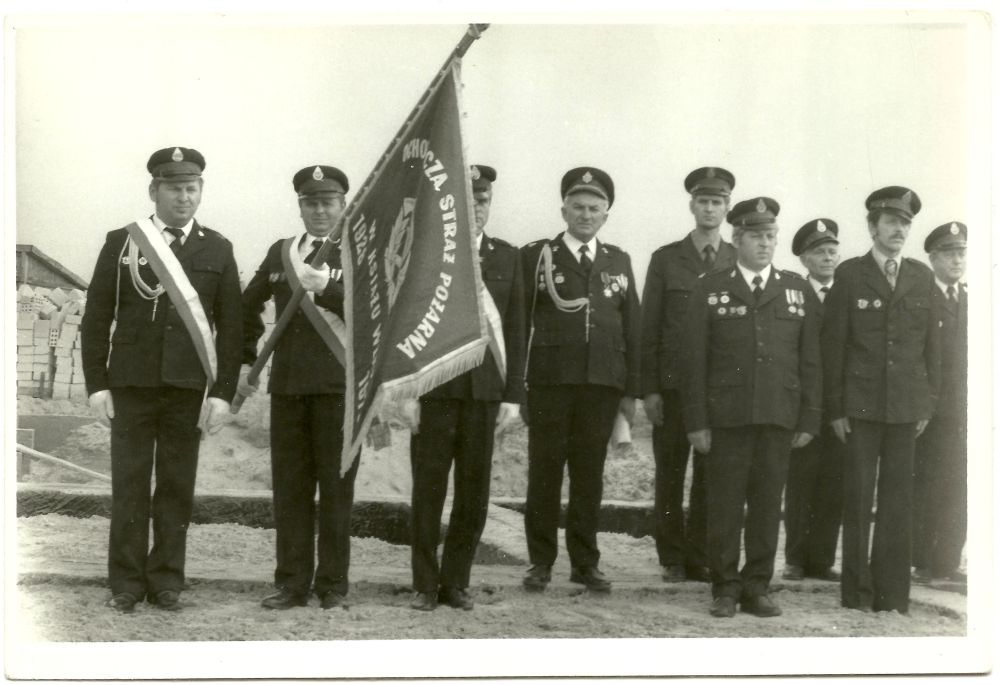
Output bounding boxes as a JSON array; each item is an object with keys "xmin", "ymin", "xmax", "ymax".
[
  {"xmin": 912, "ymin": 221, "xmax": 967, "ymax": 584},
  {"xmin": 408, "ymin": 165, "xmax": 526, "ymax": 611},
  {"xmin": 681, "ymin": 197, "xmax": 822, "ymax": 618},
  {"xmin": 641, "ymin": 166, "xmax": 737, "ymax": 584},
  {"xmin": 520, "ymin": 167, "xmax": 641, "ymax": 593},
  {"xmin": 240, "ymin": 165, "xmax": 359, "ymax": 610},
  {"xmin": 782, "ymin": 218, "xmax": 846, "ymax": 582},
  {"xmin": 81, "ymin": 147, "xmax": 243, "ymax": 613},
  {"xmin": 823, "ymin": 186, "xmax": 941, "ymax": 614}
]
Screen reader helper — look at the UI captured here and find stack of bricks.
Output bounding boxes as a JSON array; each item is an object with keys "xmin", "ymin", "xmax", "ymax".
[{"xmin": 15, "ymin": 284, "xmax": 87, "ymax": 399}]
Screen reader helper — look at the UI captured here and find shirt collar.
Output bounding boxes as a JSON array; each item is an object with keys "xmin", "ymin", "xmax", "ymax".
[
  {"xmin": 152, "ymin": 214, "xmax": 194, "ymax": 238},
  {"xmin": 808, "ymin": 275, "xmax": 833, "ymax": 296},
  {"xmin": 935, "ymin": 277, "xmax": 959, "ymax": 296},
  {"xmin": 870, "ymin": 246, "xmax": 900, "ymax": 273},
  {"xmin": 561, "ymin": 232, "xmax": 598, "ymax": 261},
  {"xmin": 476, "ymin": 232, "xmax": 484, "ymax": 251},
  {"xmin": 737, "ymin": 261, "xmax": 772, "ymax": 289},
  {"xmin": 689, "ymin": 229, "xmax": 721, "ymax": 255}
]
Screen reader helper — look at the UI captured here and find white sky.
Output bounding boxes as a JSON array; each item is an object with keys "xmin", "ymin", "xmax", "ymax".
[{"xmin": 11, "ymin": 14, "xmax": 990, "ymax": 292}]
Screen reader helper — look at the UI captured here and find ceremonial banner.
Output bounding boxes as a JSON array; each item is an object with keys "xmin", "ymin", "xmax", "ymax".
[{"xmin": 340, "ymin": 62, "xmax": 488, "ymax": 472}]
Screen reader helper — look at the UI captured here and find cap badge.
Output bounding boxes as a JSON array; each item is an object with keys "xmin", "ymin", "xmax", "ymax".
[
  {"xmin": 706, "ymin": 168, "xmax": 716, "ymax": 178},
  {"xmin": 312, "ymin": 166, "xmax": 324, "ymax": 181},
  {"xmin": 171, "ymin": 148, "xmax": 184, "ymax": 162},
  {"xmin": 471, "ymin": 166, "xmax": 481, "ymax": 180},
  {"xmin": 816, "ymin": 220, "xmax": 827, "ymax": 233},
  {"xmin": 949, "ymin": 223, "xmax": 959, "ymax": 235},
  {"xmin": 756, "ymin": 198, "xmax": 767, "ymax": 213},
  {"xmin": 582, "ymin": 171, "xmax": 594, "ymax": 183}
]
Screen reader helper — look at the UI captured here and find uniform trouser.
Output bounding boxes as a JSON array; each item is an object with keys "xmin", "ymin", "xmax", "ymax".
[
  {"xmin": 524, "ymin": 384, "xmax": 621, "ymax": 569},
  {"xmin": 707, "ymin": 425, "xmax": 792, "ymax": 600},
  {"xmin": 783, "ymin": 423, "xmax": 845, "ymax": 572},
  {"xmin": 270, "ymin": 393, "xmax": 359, "ymax": 597},
  {"xmin": 409, "ymin": 398, "xmax": 499, "ymax": 593},
  {"xmin": 841, "ymin": 419, "xmax": 915, "ymax": 613},
  {"xmin": 652, "ymin": 389, "xmax": 708, "ymax": 568},
  {"xmin": 912, "ymin": 414, "xmax": 966, "ymax": 576},
  {"xmin": 108, "ymin": 386, "xmax": 203, "ymax": 597}
]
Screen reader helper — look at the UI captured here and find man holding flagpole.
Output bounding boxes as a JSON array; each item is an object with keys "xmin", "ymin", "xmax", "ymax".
[
  {"xmin": 239, "ymin": 164, "xmax": 359, "ymax": 611},
  {"xmin": 81, "ymin": 146, "xmax": 242, "ymax": 613},
  {"xmin": 520, "ymin": 167, "xmax": 641, "ymax": 594},
  {"xmin": 408, "ymin": 165, "xmax": 526, "ymax": 611}
]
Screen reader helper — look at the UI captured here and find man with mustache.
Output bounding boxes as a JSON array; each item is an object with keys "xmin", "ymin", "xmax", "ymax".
[
  {"xmin": 520, "ymin": 167, "xmax": 641, "ymax": 594},
  {"xmin": 782, "ymin": 218, "xmax": 846, "ymax": 583},
  {"xmin": 641, "ymin": 166, "xmax": 737, "ymax": 584},
  {"xmin": 912, "ymin": 221, "xmax": 967, "ymax": 585},
  {"xmin": 822, "ymin": 186, "xmax": 941, "ymax": 614},
  {"xmin": 681, "ymin": 197, "xmax": 821, "ymax": 618},
  {"xmin": 81, "ymin": 146, "xmax": 242, "ymax": 613},
  {"xmin": 240, "ymin": 164, "xmax": 359, "ymax": 610}
]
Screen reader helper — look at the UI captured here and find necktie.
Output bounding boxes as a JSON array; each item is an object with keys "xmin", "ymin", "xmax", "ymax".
[
  {"xmin": 946, "ymin": 285, "xmax": 957, "ymax": 303},
  {"xmin": 819, "ymin": 285, "xmax": 829, "ymax": 303},
  {"xmin": 752, "ymin": 274, "xmax": 764, "ymax": 300},
  {"xmin": 164, "ymin": 227, "xmax": 184, "ymax": 255},
  {"xmin": 305, "ymin": 238, "xmax": 324, "ymax": 265},
  {"xmin": 703, "ymin": 244, "xmax": 716, "ymax": 269},
  {"xmin": 579, "ymin": 244, "xmax": 592, "ymax": 272},
  {"xmin": 884, "ymin": 258, "xmax": 898, "ymax": 289}
]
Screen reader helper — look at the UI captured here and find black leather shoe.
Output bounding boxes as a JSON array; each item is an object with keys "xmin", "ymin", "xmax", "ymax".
[
  {"xmin": 150, "ymin": 589, "xmax": 182, "ymax": 612},
  {"xmin": 912, "ymin": 567, "xmax": 933, "ymax": 585},
  {"xmin": 106, "ymin": 592, "xmax": 140, "ymax": 614},
  {"xmin": 410, "ymin": 591, "xmax": 438, "ymax": 611},
  {"xmin": 438, "ymin": 586, "xmax": 474, "ymax": 610},
  {"xmin": 782, "ymin": 564, "xmax": 805, "ymax": 580},
  {"xmin": 660, "ymin": 565, "xmax": 686, "ymax": 582},
  {"xmin": 740, "ymin": 594, "xmax": 782, "ymax": 617},
  {"xmin": 709, "ymin": 596, "xmax": 737, "ymax": 618},
  {"xmin": 319, "ymin": 592, "xmax": 348, "ymax": 610},
  {"xmin": 261, "ymin": 588, "xmax": 309, "ymax": 610},
  {"xmin": 570, "ymin": 566, "xmax": 611, "ymax": 592},
  {"xmin": 805, "ymin": 567, "xmax": 841, "ymax": 582},
  {"xmin": 523, "ymin": 564, "xmax": 551, "ymax": 592},
  {"xmin": 685, "ymin": 565, "xmax": 712, "ymax": 583}
]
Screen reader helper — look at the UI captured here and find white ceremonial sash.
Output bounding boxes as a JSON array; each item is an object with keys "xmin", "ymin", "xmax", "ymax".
[
  {"xmin": 479, "ymin": 281, "xmax": 506, "ymax": 383},
  {"xmin": 283, "ymin": 236, "xmax": 347, "ymax": 366},
  {"xmin": 125, "ymin": 219, "xmax": 217, "ymax": 387}
]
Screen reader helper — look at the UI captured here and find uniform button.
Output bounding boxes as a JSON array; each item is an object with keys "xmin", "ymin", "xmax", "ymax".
[
  {"xmin": 165, "ymin": 325, "xmax": 173, "ymax": 331},
  {"xmin": 756, "ymin": 357, "xmax": 764, "ymax": 363},
  {"xmin": 888, "ymin": 340, "xmax": 894, "ymax": 346}
]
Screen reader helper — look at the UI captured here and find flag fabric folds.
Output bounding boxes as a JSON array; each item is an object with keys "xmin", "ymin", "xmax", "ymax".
[{"xmin": 340, "ymin": 61, "xmax": 489, "ymax": 473}]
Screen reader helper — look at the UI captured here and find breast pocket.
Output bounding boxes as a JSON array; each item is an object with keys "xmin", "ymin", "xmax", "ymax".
[
  {"xmin": 189, "ymin": 259, "xmax": 223, "ymax": 297},
  {"xmin": 903, "ymin": 296, "xmax": 931, "ymax": 331},
  {"xmin": 483, "ymin": 268, "xmax": 512, "ymax": 307}
]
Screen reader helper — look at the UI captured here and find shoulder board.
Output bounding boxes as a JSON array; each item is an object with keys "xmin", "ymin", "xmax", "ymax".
[
  {"xmin": 835, "ymin": 256, "xmax": 864, "ymax": 272},
  {"xmin": 490, "ymin": 236, "xmax": 515, "ymax": 249},
  {"xmin": 524, "ymin": 238, "xmax": 548, "ymax": 249},
  {"xmin": 601, "ymin": 242, "xmax": 624, "ymax": 253},
  {"xmin": 653, "ymin": 239, "xmax": 685, "ymax": 254},
  {"xmin": 779, "ymin": 269, "xmax": 806, "ymax": 282},
  {"xmin": 903, "ymin": 256, "xmax": 932, "ymax": 271}
]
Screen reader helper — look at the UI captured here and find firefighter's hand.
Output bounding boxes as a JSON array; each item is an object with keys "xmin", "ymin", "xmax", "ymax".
[
  {"xmin": 300, "ymin": 264, "xmax": 331, "ymax": 292},
  {"xmin": 237, "ymin": 364, "xmax": 259, "ymax": 397},
  {"xmin": 89, "ymin": 390, "xmax": 115, "ymax": 425},
  {"xmin": 688, "ymin": 429, "xmax": 712, "ymax": 455}
]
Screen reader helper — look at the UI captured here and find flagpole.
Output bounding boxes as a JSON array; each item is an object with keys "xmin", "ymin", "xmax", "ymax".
[{"xmin": 231, "ymin": 23, "xmax": 489, "ymax": 413}]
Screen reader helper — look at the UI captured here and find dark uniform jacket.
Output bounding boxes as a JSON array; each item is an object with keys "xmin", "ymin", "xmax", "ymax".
[
  {"xmin": 242, "ymin": 237, "xmax": 346, "ymax": 395},
  {"xmin": 425, "ymin": 234, "xmax": 527, "ymax": 404},
  {"xmin": 81, "ymin": 221, "xmax": 242, "ymax": 402},
  {"xmin": 521, "ymin": 232, "xmax": 641, "ymax": 396},
  {"xmin": 822, "ymin": 253, "xmax": 941, "ymax": 424},
  {"xmin": 933, "ymin": 282, "xmax": 967, "ymax": 422},
  {"xmin": 681, "ymin": 266, "xmax": 822, "ymax": 434},
  {"xmin": 641, "ymin": 234, "xmax": 736, "ymax": 394}
]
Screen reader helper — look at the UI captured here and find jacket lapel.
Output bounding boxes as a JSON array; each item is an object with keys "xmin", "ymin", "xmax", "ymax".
[
  {"xmin": 551, "ymin": 232, "xmax": 587, "ymax": 278},
  {"xmin": 727, "ymin": 267, "xmax": 755, "ymax": 306},
  {"xmin": 591, "ymin": 240, "xmax": 613, "ymax": 279},
  {"xmin": 176, "ymin": 220, "xmax": 207, "ymax": 261},
  {"xmin": 755, "ymin": 268, "xmax": 784, "ymax": 308},
  {"xmin": 890, "ymin": 258, "xmax": 919, "ymax": 305},
  {"xmin": 862, "ymin": 252, "xmax": 893, "ymax": 302}
]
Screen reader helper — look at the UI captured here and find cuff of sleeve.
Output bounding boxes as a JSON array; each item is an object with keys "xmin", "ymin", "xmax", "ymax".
[{"xmin": 796, "ymin": 407, "xmax": 822, "ymax": 436}]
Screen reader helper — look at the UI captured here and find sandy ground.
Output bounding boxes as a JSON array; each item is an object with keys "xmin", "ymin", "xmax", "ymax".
[
  {"xmin": 17, "ymin": 394, "xmax": 655, "ymax": 499},
  {"xmin": 14, "ymin": 514, "xmax": 966, "ymax": 642}
]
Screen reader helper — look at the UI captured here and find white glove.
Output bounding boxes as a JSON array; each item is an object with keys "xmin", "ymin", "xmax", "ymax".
[
  {"xmin": 89, "ymin": 389, "xmax": 115, "ymax": 424},
  {"xmin": 237, "ymin": 364, "xmax": 259, "ymax": 397},
  {"xmin": 200, "ymin": 397, "xmax": 231, "ymax": 434},
  {"xmin": 400, "ymin": 399, "xmax": 421, "ymax": 433},
  {"xmin": 496, "ymin": 402, "xmax": 522, "ymax": 433},
  {"xmin": 300, "ymin": 264, "xmax": 331, "ymax": 293}
]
